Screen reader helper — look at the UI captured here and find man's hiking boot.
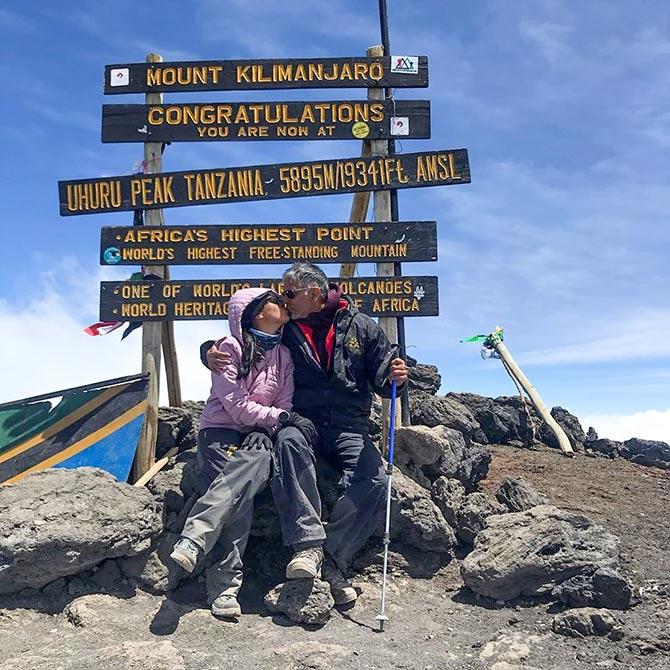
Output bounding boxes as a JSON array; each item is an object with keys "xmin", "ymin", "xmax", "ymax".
[
  {"xmin": 322, "ymin": 557, "xmax": 358, "ymax": 606},
  {"xmin": 170, "ymin": 537, "xmax": 201, "ymax": 573},
  {"xmin": 286, "ymin": 546, "xmax": 323, "ymax": 579},
  {"xmin": 211, "ymin": 594, "xmax": 241, "ymax": 619}
]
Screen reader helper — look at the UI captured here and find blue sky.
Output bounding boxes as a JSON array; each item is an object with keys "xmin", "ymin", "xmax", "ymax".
[{"xmin": 1, "ymin": 1, "xmax": 668, "ymax": 441}]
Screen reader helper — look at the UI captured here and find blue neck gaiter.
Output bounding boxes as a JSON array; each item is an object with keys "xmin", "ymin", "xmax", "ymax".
[{"xmin": 249, "ymin": 328, "xmax": 281, "ymax": 352}]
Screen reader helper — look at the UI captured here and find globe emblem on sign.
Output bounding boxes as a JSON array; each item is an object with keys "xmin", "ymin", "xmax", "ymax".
[{"xmin": 103, "ymin": 247, "xmax": 121, "ymax": 264}]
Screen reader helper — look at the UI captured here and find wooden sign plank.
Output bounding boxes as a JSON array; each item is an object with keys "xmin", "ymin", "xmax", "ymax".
[
  {"xmin": 100, "ymin": 276, "xmax": 439, "ymax": 320},
  {"xmin": 101, "ymin": 100, "xmax": 430, "ymax": 143},
  {"xmin": 59, "ymin": 149, "xmax": 470, "ymax": 216},
  {"xmin": 104, "ymin": 57, "xmax": 428, "ymax": 94},
  {"xmin": 100, "ymin": 221, "xmax": 437, "ymax": 266}
]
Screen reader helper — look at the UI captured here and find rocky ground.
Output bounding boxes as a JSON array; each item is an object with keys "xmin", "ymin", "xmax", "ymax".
[
  {"xmin": 1, "ymin": 445, "xmax": 669, "ymax": 670},
  {"xmin": 1, "ymin": 362, "xmax": 669, "ymax": 669}
]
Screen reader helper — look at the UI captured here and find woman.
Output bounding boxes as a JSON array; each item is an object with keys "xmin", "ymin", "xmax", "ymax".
[{"xmin": 170, "ymin": 287, "xmax": 311, "ymax": 619}]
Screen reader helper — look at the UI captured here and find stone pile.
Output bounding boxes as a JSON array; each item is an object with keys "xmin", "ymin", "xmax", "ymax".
[{"xmin": 3, "ymin": 358, "xmax": 661, "ymax": 632}]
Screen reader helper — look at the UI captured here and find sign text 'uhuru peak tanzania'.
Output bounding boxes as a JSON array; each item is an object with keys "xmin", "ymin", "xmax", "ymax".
[{"xmin": 60, "ymin": 150, "xmax": 470, "ymax": 216}]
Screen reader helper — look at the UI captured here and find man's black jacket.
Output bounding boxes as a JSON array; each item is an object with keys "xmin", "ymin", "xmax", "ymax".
[{"xmin": 200, "ymin": 296, "xmax": 400, "ymax": 432}]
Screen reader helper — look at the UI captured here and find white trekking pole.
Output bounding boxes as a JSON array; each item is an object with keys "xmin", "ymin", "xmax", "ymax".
[{"xmin": 376, "ymin": 380, "xmax": 397, "ymax": 631}]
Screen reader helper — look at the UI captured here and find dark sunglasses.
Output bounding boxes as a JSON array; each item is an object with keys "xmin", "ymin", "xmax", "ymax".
[{"xmin": 281, "ymin": 287, "xmax": 311, "ymax": 300}]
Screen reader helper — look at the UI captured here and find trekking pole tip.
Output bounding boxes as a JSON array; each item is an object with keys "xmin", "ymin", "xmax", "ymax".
[{"xmin": 376, "ymin": 613, "xmax": 388, "ymax": 631}]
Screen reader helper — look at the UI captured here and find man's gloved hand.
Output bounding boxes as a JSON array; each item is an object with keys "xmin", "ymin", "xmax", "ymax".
[
  {"xmin": 284, "ymin": 412, "xmax": 318, "ymax": 446},
  {"xmin": 241, "ymin": 431, "xmax": 272, "ymax": 451}
]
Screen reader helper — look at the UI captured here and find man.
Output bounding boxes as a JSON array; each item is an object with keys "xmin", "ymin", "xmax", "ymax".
[{"xmin": 201, "ymin": 262, "xmax": 408, "ymax": 605}]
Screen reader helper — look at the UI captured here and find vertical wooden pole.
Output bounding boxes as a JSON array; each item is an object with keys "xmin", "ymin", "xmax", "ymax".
[
  {"xmin": 339, "ymin": 140, "xmax": 371, "ymax": 279},
  {"xmin": 368, "ymin": 44, "xmax": 401, "ymax": 435},
  {"xmin": 132, "ymin": 53, "xmax": 164, "ymax": 482},
  {"xmin": 160, "ymin": 263, "xmax": 182, "ymax": 408}
]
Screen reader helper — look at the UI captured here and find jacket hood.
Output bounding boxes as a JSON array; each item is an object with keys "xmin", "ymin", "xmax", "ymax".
[{"xmin": 227, "ymin": 287, "xmax": 274, "ymax": 343}]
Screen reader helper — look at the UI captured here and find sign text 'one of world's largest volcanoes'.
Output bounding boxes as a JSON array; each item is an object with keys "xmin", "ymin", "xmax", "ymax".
[
  {"xmin": 100, "ymin": 276, "xmax": 439, "ymax": 321},
  {"xmin": 59, "ymin": 149, "xmax": 470, "ymax": 216},
  {"xmin": 104, "ymin": 57, "xmax": 428, "ymax": 94}
]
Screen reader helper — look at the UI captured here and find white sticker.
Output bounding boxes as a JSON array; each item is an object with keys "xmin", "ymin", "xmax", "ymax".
[
  {"xmin": 110, "ymin": 68, "xmax": 130, "ymax": 87},
  {"xmin": 390, "ymin": 116, "xmax": 410, "ymax": 136},
  {"xmin": 390, "ymin": 55, "xmax": 419, "ymax": 75}
]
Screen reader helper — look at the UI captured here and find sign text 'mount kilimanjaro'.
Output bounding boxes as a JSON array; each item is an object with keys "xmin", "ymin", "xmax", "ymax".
[
  {"xmin": 100, "ymin": 221, "xmax": 437, "ymax": 265},
  {"xmin": 100, "ymin": 276, "xmax": 438, "ymax": 321},
  {"xmin": 104, "ymin": 57, "xmax": 428, "ymax": 94},
  {"xmin": 59, "ymin": 149, "xmax": 470, "ymax": 216},
  {"xmin": 101, "ymin": 100, "xmax": 430, "ymax": 143}
]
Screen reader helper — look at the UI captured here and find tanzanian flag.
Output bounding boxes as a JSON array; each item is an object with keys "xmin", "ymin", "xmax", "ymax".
[{"xmin": 0, "ymin": 374, "xmax": 148, "ymax": 486}]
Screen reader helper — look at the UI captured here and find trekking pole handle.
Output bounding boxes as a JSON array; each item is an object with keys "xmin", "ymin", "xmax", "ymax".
[{"xmin": 387, "ymin": 380, "xmax": 397, "ymax": 466}]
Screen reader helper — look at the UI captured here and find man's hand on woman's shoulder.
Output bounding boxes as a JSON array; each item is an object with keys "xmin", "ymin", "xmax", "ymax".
[{"xmin": 206, "ymin": 343, "xmax": 232, "ymax": 375}]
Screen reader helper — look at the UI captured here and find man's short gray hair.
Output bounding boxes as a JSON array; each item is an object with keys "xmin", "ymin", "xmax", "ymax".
[{"xmin": 282, "ymin": 262, "xmax": 328, "ymax": 298}]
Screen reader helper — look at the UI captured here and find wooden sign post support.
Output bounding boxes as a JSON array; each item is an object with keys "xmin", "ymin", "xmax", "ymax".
[
  {"xmin": 378, "ymin": 3, "xmax": 411, "ymax": 425},
  {"xmin": 368, "ymin": 44, "xmax": 401, "ymax": 438},
  {"xmin": 133, "ymin": 52, "xmax": 170, "ymax": 482}
]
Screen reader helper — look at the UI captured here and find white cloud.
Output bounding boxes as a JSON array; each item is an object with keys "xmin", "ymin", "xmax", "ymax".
[
  {"xmin": 518, "ymin": 308, "xmax": 670, "ymax": 365},
  {"xmin": 0, "ymin": 259, "xmax": 217, "ymax": 406},
  {"xmin": 582, "ymin": 408, "xmax": 670, "ymax": 443}
]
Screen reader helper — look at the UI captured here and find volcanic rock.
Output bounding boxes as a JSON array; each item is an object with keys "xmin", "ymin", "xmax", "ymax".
[
  {"xmin": 264, "ymin": 579, "xmax": 334, "ymax": 625},
  {"xmin": 495, "ymin": 477, "xmax": 548, "ymax": 512},
  {"xmin": 454, "ymin": 492, "xmax": 507, "ymax": 544}
]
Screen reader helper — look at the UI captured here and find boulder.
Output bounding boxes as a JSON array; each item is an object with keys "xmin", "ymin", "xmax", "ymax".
[
  {"xmin": 0, "ymin": 468, "xmax": 162, "ymax": 594},
  {"xmin": 409, "ymin": 392, "xmax": 488, "ymax": 445},
  {"xmin": 586, "ymin": 427, "xmax": 598, "ymax": 442},
  {"xmin": 621, "ymin": 438, "xmax": 670, "ymax": 469},
  {"xmin": 539, "ymin": 407, "xmax": 587, "ymax": 452},
  {"xmin": 431, "ymin": 477, "xmax": 465, "ymax": 527},
  {"xmin": 495, "ymin": 477, "xmax": 548, "ymax": 512},
  {"xmin": 422, "ymin": 428, "xmax": 491, "ymax": 491},
  {"xmin": 318, "ymin": 458, "xmax": 456, "ymax": 554},
  {"xmin": 147, "ymin": 460, "xmax": 188, "ymax": 516},
  {"xmin": 455, "ymin": 492, "xmax": 507, "ymax": 544},
  {"xmin": 93, "ymin": 640, "xmax": 186, "ymax": 670},
  {"xmin": 448, "ymin": 393, "xmax": 529, "ymax": 445},
  {"xmin": 117, "ymin": 532, "xmax": 184, "ymax": 594},
  {"xmin": 389, "ymin": 468, "xmax": 457, "ymax": 553},
  {"xmin": 587, "ymin": 438, "xmax": 623, "ymax": 459},
  {"xmin": 551, "ymin": 566, "xmax": 633, "ymax": 610},
  {"xmin": 461, "ymin": 505, "xmax": 620, "ymax": 601},
  {"xmin": 264, "ymin": 579, "xmax": 334, "ymax": 625},
  {"xmin": 156, "ymin": 401, "xmax": 203, "ymax": 458},
  {"xmin": 63, "ymin": 593, "xmax": 119, "ymax": 628},
  {"xmin": 393, "ymin": 424, "xmax": 458, "ymax": 488},
  {"xmin": 407, "ymin": 357, "xmax": 441, "ymax": 395},
  {"xmin": 552, "ymin": 608, "xmax": 621, "ymax": 639}
]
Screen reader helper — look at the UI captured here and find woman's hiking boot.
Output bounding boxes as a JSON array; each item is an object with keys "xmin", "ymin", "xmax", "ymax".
[
  {"xmin": 285, "ymin": 546, "xmax": 323, "ymax": 579},
  {"xmin": 322, "ymin": 557, "xmax": 358, "ymax": 606},
  {"xmin": 169, "ymin": 537, "xmax": 201, "ymax": 573},
  {"xmin": 211, "ymin": 594, "xmax": 241, "ymax": 619}
]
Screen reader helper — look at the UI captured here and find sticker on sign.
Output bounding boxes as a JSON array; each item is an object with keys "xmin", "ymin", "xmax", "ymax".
[
  {"xmin": 110, "ymin": 68, "xmax": 130, "ymax": 87},
  {"xmin": 390, "ymin": 116, "xmax": 410, "ymax": 136},
  {"xmin": 390, "ymin": 55, "xmax": 419, "ymax": 75}
]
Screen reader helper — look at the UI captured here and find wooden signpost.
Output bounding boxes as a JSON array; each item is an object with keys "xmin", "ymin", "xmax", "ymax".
[
  {"xmin": 104, "ymin": 56, "xmax": 428, "ymax": 94},
  {"xmin": 59, "ymin": 149, "xmax": 470, "ymax": 216},
  {"xmin": 57, "ymin": 38, "xmax": 472, "ymax": 483},
  {"xmin": 100, "ymin": 276, "xmax": 439, "ymax": 321},
  {"xmin": 100, "ymin": 221, "xmax": 437, "ymax": 265},
  {"xmin": 101, "ymin": 100, "xmax": 430, "ymax": 143}
]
